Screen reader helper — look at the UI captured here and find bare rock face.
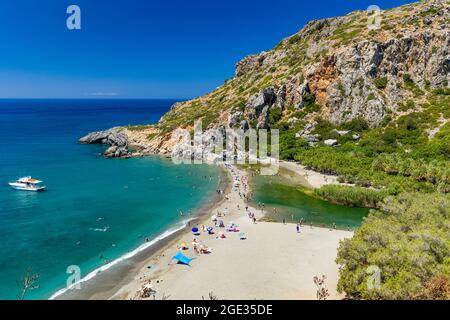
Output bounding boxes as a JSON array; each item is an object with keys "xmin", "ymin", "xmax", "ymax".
[
  {"xmin": 296, "ymin": 81, "xmax": 311, "ymax": 109},
  {"xmin": 228, "ymin": 111, "xmax": 243, "ymax": 128},
  {"xmin": 324, "ymin": 139, "xmax": 338, "ymax": 147},
  {"xmin": 79, "ymin": 128, "xmax": 128, "ymax": 147},
  {"xmin": 275, "ymin": 85, "xmax": 287, "ymax": 109},
  {"xmin": 257, "ymin": 106, "xmax": 270, "ymax": 130},
  {"xmin": 235, "ymin": 53, "xmax": 267, "ymax": 78},
  {"xmin": 296, "ymin": 122, "xmax": 319, "ymax": 146},
  {"xmin": 104, "ymin": 146, "xmax": 131, "ymax": 158},
  {"xmin": 321, "ymin": 30, "xmax": 450, "ymax": 127},
  {"xmin": 244, "ymin": 87, "xmax": 278, "ymax": 129},
  {"xmin": 240, "ymin": 120, "xmax": 249, "ymax": 131},
  {"xmin": 79, "ymin": 128, "xmax": 131, "ymax": 158},
  {"xmin": 245, "ymin": 88, "xmax": 277, "ymax": 119}
]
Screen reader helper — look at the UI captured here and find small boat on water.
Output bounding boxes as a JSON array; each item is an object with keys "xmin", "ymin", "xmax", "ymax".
[{"xmin": 8, "ymin": 177, "xmax": 46, "ymax": 192}]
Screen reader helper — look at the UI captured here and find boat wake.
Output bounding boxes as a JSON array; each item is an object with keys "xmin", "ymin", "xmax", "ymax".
[{"xmin": 89, "ymin": 226, "xmax": 110, "ymax": 232}]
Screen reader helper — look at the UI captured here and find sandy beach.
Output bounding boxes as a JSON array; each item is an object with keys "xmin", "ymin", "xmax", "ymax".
[
  {"xmin": 108, "ymin": 164, "xmax": 353, "ymax": 300},
  {"xmin": 279, "ymin": 161, "xmax": 341, "ymax": 189}
]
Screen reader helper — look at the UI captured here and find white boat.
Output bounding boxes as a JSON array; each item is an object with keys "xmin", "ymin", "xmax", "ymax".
[{"xmin": 8, "ymin": 176, "xmax": 46, "ymax": 192}]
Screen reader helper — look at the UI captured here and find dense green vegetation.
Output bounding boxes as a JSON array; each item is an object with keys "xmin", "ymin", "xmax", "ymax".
[
  {"xmin": 315, "ymin": 185, "xmax": 388, "ymax": 208},
  {"xmin": 336, "ymin": 193, "xmax": 450, "ymax": 300},
  {"xmin": 274, "ymin": 90, "xmax": 450, "ymax": 195},
  {"xmin": 126, "ymin": 124, "xmax": 154, "ymax": 131},
  {"xmin": 373, "ymin": 154, "xmax": 449, "ymax": 192}
]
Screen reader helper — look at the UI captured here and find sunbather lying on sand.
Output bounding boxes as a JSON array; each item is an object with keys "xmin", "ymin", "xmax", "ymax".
[
  {"xmin": 217, "ymin": 232, "xmax": 226, "ymax": 239},
  {"xmin": 199, "ymin": 245, "xmax": 212, "ymax": 254}
]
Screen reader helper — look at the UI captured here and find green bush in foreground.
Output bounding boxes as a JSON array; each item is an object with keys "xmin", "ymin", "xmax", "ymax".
[
  {"xmin": 314, "ymin": 185, "xmax": 388, "ymax": 208},
  {"xmin": 336, "ymin": 193, "xmax": 450, "ymax": 299}
]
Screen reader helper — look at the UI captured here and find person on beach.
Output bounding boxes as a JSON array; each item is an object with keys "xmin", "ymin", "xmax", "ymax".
[
  {"xmin": 296, "ymin": 223, "xmax": 300, "ymax": 233},
  {"xmin": 283, "ymin": 218, "xmax": 286, "ymax": 225},
  {"xmin": 193, "ymin": 244, "xmax": 199, "ymax": 255},
  {"xmin": 253, "ymin": 217, "xmax": 257, "ymax": 224}
]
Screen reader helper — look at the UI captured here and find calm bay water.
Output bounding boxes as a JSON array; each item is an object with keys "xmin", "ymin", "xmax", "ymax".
[
  {"xmin": 252, "ymin": 175, "xmax": 369, "ymax": 229},
  {"xmin": 0, "ymin": 99, "xmax": 219, "ymax": 299},
  {"xmin": 0, "ymin": 99, "xmax": 368, "ymax": 300}
]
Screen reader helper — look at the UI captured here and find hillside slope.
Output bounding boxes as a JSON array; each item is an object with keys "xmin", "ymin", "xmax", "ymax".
[
  {"xmin": 143, "ymin": 0, "xmax": 448, "ymax": 151},
  {"xmin": 81, "ymin": 0, "xmax": 449, "ymax": 193}
]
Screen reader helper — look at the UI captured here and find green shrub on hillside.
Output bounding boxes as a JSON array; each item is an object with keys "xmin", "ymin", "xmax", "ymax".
[
  {"xmin": 315, "ymin": 185, "xmax": 389, "ymax": 208},
  {"xmin": 336, "ymin": 192, "xmax": 450, "ymax": 300},
  {"xmin": 340, "ymin": 118, "xmax": 369, "ymax": 132},
  {"xmin": 374, "ymin": 77, "xmax": 388, "ymax": 89},
  {"xmin": 269, "ymin": 107, "xmax": 282, "ymax": 125}
]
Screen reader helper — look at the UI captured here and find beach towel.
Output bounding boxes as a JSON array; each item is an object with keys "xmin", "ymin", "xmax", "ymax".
[{"xmin": 172, "ymin": 252, "xmax": 194, "ymax": 266}]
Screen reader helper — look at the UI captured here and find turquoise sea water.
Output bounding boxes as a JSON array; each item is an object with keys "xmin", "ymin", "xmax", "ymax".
[{"xmin": 0, "ymin": 100, "xmax": 219, "ymax": 300}]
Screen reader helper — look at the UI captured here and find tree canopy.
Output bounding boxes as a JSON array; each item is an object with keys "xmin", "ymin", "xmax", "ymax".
[{"xmin": 336, "ymin": 193, "xmax": 450, "ymax": 299}]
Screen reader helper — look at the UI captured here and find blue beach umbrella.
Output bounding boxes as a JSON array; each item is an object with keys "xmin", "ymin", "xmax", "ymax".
[{"xmin": 192, "ymin": 227, "xmax": 199, "ymax": 233}]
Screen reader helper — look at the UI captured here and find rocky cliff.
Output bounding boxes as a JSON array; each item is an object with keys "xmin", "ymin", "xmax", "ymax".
[{"xmin": 81, "ymin": 0, "xmax": 449, "ymax": 158}]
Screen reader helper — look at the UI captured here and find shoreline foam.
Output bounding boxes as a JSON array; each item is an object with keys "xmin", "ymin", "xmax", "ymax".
[
  {"xmin": 51, "ymin": 164, "xmax": 230, "ymax": 300},
  {"xmin": 49, "ymin": 219, "xmax": 192, "ymax": 300}
]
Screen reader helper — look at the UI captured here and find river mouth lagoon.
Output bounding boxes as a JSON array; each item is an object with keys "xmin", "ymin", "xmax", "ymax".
[{"xmin": 251, "ymin": 173, "xmax": 369, "ymax": 230}]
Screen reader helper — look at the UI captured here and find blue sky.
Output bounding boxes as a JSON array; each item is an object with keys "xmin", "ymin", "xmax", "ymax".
[{"xmin": 0, "ymin": 0, "xmax": 414, "ymax": 99}]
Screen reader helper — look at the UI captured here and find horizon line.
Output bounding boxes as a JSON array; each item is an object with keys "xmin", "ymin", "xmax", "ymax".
[{"xmin": 0, "ymin": 97, "xmax": 190, "ymax": 100}]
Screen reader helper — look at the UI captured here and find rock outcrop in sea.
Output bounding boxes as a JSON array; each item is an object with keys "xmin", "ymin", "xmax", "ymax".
[{"xmin": 79, "ymin": 128, "xmax": 131, "ymax": 158}]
